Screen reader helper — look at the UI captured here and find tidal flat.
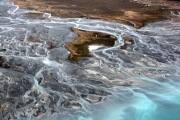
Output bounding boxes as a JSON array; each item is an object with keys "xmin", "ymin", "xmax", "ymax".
[{"xmin": 0, "ymin": 0, "xmax": 180, "ymax": 120}]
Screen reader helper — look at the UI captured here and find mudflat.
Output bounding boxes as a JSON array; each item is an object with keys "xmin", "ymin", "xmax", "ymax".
[
  {"xmin": 11, "ymin": 0, "xmax": 180, "ymax": 28},
  {"xmin": 133, "ymin": 0, "xmax": 180, "ymax": 9},
  {"xmin": 11, "ymin": 0, "xmax": 180, "ymax": 61}
]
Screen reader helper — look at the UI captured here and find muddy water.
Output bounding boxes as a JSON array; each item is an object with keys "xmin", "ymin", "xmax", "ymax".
[{"xmin": 0, "ymin": 0, "xmax": 180, "ymax": 120}]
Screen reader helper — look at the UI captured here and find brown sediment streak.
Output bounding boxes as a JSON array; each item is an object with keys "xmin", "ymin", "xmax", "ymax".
[
  {"xmin": 64, "ymin": 28, "xmax": 117, "ymax": 61},
  {"xmin": 28, "ymin": 35, "xmax": 40, "ymax": 43},
  {"xmin": 120, "ymin": 36, "xmax": 135, "ymax": 50},
  {"xmin": 27, "ymin": 13, "xmax": 44, "ymax": 19},
  {"xmin": 11, "ymin": 0, "xmax": 179, "ymax": 28}
]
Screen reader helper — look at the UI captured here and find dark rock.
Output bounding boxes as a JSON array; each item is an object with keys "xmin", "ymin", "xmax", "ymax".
[
  {"xmin": 8, "ymin": 76, "xmax": 33, "ymax": 97},
  {"xmin": 33, "ymin": 105, "xmax": 46, "ymax": 117},
  {"xmin": 21, "ymin": 76, "xmax": 33, "ymax": 91},
  {"xmin": 0, "ymin": 82, "xmax": 9, "ymax": 101},
  {"xmin": 81, "ymin": 94, "xmax": 103, "ymax": 103},
  {"xmin": 48, "ymin": 93, "xmax": 60, "ymax": 108},
  {"xmin": 42, "ymin": 82, "xmax": 75, "ymax": 95},
  {"xmin": 28, "ymin": 90, "xmax": 41, "ymax": 98},
  {"xmin": 0, "ymin": 56, "xmax": 10, "ymax": 68},
  {"xmin": 75, "ymin": 85, "xmax": 111, "ymax": 96},
  {"xmin": 61, "ymin": 101, "xmax": 82, "ymax": 109},
  {"xmin": 7, "ymin": 112, "xmax": 17, "ymax": 120},
  {"xmin": 16, "ymin": 98, "xmax": 34, "ymax": 110},
  {"xmin": 8, "ymin": 83, "xmax": 25, "ymax": 97}
]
